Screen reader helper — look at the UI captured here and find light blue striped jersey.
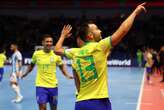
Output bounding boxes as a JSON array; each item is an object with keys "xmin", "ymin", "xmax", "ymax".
[{"xmin": 12, "ymin": 51, "xmax": 22, "ymax": 73}]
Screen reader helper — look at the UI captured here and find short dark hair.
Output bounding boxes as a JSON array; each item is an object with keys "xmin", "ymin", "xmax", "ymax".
[
  {"xmin": 75, "ymin": 21, "xmax": 94, "ymax": 42},
  {"xmin": 42, "ymin": 34, "xmax": 52, "ymax": 41}
]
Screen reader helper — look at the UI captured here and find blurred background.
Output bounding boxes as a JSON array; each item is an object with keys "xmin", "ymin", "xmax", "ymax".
[{"xmin": 0, "ymin": 0, "xmax": 163, "ymax": 66}]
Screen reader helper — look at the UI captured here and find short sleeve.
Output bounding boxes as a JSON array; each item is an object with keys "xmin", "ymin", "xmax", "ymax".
[
  {"xmin": 16, "ymin": 52, "xmax": 22, "ymax": 61},
  {"xmin": 64, "ymin": 48, "xmax": 75, "ymax": 59},
  {"xmin": 98, "ymin": 36, "xmax": 112, "ymax": 53},
  {"xmin": 31, "ymin": 52, "xmax": 37, "ymax": 64},
  {"xmin": 56, "ymin": 56, "xmax": 63, "ymax": 66}
]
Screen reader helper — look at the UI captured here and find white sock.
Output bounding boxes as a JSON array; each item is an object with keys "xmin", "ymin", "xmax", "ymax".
[{"xmin": 11, "ymin": 84, "xmax": 22, "ymax": 97}]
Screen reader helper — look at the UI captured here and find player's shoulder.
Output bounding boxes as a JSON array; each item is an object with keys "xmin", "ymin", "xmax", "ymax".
[
  {"xmin": 15, "ymin": 50, "xmax": 22, "ymax": 55},
  {"xmin": 3, "ymin": 54, "xmax": 6, "ymax": 58},
  {"xmin": 0, "ymin": 53, "xmax": 6, "ymax": 59},
  {"xmin": 14, "ymin": 51, "xmax": 22, "ymax": 57},
  {"xmin": 0, "ymin": 53, "xmax": 4, "ymax": 56},
  {"xmin": 33, "ymin": 50, "xmax": 43, "ymax": 55},
  {"xmin": 52, "ymin": 51, "xmax": 60, "ymax": 57},
  {"xmin": 98, "ymin": 36, "xmax": 111, "ymax": 44}
]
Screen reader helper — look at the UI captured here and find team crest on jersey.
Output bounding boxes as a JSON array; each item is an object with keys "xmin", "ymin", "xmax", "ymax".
[{"xmin": 50, "ymin": 57, "xmax": 54, "ymax": 62}]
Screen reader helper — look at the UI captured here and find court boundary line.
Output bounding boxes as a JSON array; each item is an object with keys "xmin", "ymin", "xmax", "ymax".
[{"xmin": 136, "ymin": 68, "xmax": 145, "ymax": 110}]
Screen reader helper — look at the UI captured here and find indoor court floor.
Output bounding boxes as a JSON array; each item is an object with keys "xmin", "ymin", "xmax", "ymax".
[{"xmin": 0, "ymin": 66, "xmax": 163, "ymax": 110}]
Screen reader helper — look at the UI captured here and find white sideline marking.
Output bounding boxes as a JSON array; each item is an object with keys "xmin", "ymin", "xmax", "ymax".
[
  {"xmin": 136, "ymin": 69, "xmax": 145, "ymax": 110},
  {"xmin": 126, "ymin": 102, "xmax": 137, "ymax": 105}
]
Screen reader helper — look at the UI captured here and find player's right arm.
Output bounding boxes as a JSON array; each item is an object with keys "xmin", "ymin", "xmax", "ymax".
[
  {"xmin": 56, "ymin": 55, "xmax": 73, "ymax": 79},
  {"xmin": 22, "ymin": 52, "xmax": 36, "ymax": 78},
  {"xmin": 22, "ymin": 63, "xmax": 35, "ymax": 78},
  {"xmin": 54, "ymin": 25, "xmax": 72, "ymax": 56},
  {"xmin": 111, "ymin": 2, "xmax": 147, "ymax": 46},
  {"xmin": 59, "ymin": 64, "xmax": 74, "ymax": 79}
]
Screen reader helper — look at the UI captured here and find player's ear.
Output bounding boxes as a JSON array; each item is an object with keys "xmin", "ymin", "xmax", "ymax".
[{"xmin": 87, "ymin": 33, "xmax": 94, "ymax": 41}]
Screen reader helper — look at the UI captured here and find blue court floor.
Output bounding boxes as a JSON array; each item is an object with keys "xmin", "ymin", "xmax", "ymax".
[{"xmin": 0, "ymin": 66, "xmax": 144, "ymax": 110}]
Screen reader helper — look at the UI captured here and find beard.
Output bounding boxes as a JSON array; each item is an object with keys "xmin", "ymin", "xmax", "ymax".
[{"xmin": 44, "ymin": 46, "xmax": 52, "ymax": 53}]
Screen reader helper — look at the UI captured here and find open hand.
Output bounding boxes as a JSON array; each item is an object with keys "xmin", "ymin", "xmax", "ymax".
[
  {"xmin": 134, "ymin": 2, "xmax": 147, "ymax": 15},
  {"xmin": 61, "ymin": 24, "xmax": 72, "ymax": 38}
]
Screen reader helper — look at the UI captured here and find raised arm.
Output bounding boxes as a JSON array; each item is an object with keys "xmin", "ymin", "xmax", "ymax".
[
  {"xmin": 111, "ymin": 2, "xmax": 147, "ymax": 46},
  {"xmin": 59, "ymin": 64, "xmax": 73, "ymax": 79},
  {"xmin": 55, "ymin": 25, "xmax": 72, "ymax": 55}
]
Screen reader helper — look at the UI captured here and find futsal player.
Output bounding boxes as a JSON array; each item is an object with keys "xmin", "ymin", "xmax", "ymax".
[
  {"xmin": 0, "ymin": 48, "xmax": 6, "ymax": 83},
  {"xmin": 55, "ymin": 2, "xmax": 147, "ymax": 110},
  {"xmin": 22, "ymin": 34, "xmax": 73, "ymax": 110},
  {"xmin": 145, "ymin": 47, "xmax": 153, "ymax": 84},
  {"xmin": 10, "ymin": 43, "xmax": 23, "ymax": 103},
  {"xmin": 159, "ymin": 46, "xmax": 164, "ymax": 82}
]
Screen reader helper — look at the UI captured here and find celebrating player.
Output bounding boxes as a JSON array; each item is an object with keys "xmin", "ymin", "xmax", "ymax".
[
  {"xmin": 22, "ymin": 34, "xmax": 73, "ymax": 110},
  {"xmin": 55, "ymin": 2, "xmax": 147, "ymax": 110}
]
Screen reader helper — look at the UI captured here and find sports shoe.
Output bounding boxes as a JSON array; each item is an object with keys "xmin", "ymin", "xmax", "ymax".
[{"xmin": 12, "ymin": 95, "xmax": 23, "ymax": 103}]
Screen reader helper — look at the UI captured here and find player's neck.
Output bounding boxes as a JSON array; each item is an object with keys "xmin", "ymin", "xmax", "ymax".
[
  {"xmin": 43, "ymin": 48, "xmax": 51, "ymax": 53},
  {"xmin": 14, "ymin": 49, "xmax": 18, "ymax": 53}
]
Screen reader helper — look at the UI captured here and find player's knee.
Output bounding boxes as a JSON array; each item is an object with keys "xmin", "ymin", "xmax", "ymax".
[
  {"xmin": 11, "ymin": 84, "xmax": 17, "ymax": 89},
  {"xmin": 10, "ymin": 79, "xmax": 17, "ymax": 85}
]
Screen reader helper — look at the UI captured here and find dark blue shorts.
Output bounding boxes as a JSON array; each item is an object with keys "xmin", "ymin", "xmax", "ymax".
[
  {"xmin": 0, "ymin": 68, "xmax": 4, "ymax": 81},
  {"xmin": 36, "ymin": 87, "xmax": 58, "ymax": 105},
  {"xmin": 75, "ymin": 98, "xmax": 112, "ymax": 110},
  {"xmin": 146, "ymin": 67, "xmax": 152, "ymax": 73}
]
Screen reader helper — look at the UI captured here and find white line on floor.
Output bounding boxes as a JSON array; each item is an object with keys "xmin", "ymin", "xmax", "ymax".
[
  {"xmin": 136, "ymin": 69, "xmax": 145, "ymax": 110},
  {"xmin": 126, "ymin": 102, "xmax": 137, "ymax": 105}
]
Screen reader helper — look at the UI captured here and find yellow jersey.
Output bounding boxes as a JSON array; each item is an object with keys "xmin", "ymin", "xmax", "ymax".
[
  {"xmin": 145, "ymin": 52, "xmax": 153, "ymax": 67},
  {"xmin": 65, "ymin": 37, "xmax": 112, "ymax": 101},
  {"xmin": 0, "ymin": 53, "xmax": 6, "ymax": 68},
  {"xmin": 32, "ymin": 50, "xmax": 63, "ymax": 88}
]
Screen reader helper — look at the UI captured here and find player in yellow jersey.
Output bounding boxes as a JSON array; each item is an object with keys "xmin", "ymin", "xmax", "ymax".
[
  {"xmin": 55, "ymin": 3, "xmax": 147, "ymax": 110},
  {"xmin": 22, "ymin": 34, "xmax": 73, "ymax": 110},
  {"xmin": 145, "ymin": 47, "xmax": 154, "ymax": 84},
  {"xmin": 0, "ymin": 47, "xmax": 6, "ymax": 84}
]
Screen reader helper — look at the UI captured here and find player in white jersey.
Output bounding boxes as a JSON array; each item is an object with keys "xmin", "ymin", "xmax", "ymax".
[{"xmin": 10, "ymin": 43, "xmax": 23, "ymax": 103}]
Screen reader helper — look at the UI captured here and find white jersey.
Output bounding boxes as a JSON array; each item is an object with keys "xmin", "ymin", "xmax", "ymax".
[{"xmin": 12, "ymin": 51, "xmax": 22, "ymax": 73}]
